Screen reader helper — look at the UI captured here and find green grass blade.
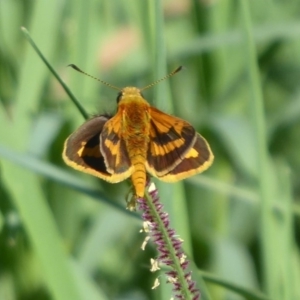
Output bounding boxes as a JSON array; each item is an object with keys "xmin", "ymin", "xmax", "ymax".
[
  {"xmin": 21, "ymin": 27, "xmax": 89, "ymax": 120},
  {"xmin": 200, "ymin": 271, "xmax": 271, "ymax": 300},
  {"xmin": 240, "ymin": 0, "xmax": 277, "ymax": 296}
]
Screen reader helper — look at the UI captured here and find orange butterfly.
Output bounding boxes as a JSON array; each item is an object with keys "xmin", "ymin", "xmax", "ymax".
[{"xmin": 63, "ymin": 65, "xmax": 214, "ymax": 200}]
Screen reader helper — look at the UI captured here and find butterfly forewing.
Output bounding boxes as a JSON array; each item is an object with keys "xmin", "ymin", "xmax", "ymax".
[
  {"xmin": 100, "ymin": 112, "xmax": 134, "ymax": 177},
  {"xmin": 146, "ymin": 107, "xmax": 197, "ymax": 177}
]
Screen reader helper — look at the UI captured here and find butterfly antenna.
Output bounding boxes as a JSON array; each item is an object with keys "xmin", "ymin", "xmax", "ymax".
[
  {"xmin": 68, "ymin": 64, "xmax": 121, "ymax": 91},
  {"xmin": 140, "ymin": 66, "xmax": 183, "ymax": 91}
]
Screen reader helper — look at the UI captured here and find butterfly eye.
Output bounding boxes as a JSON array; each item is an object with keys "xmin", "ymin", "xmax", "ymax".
[{"xmin": 116, "ymin": 92, "xmax": 123, "ymax": 103}]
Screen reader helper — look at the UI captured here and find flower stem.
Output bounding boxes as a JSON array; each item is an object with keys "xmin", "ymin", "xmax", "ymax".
[{"xmin": 138, "ymin": 182, "xmax": 199, "ymax": 300}]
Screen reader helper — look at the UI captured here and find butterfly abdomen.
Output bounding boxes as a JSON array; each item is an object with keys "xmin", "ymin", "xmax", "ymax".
[{"xmin": 130, "ymin": 151, "xmax": 148, "ymax": 197}]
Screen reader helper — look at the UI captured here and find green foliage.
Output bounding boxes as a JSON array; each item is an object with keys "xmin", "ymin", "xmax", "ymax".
[{"xmin": 0, "ymin": 0, "xmax": 300, "ymax": 299}]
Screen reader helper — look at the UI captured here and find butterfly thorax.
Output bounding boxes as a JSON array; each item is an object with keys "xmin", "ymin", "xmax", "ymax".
[
  {"xmin": 118, "ymin": 87, "xmax": 151, "ymax": 136},
  {"xmin": 118, "ymin": 87, "xmax": 151, "ymax": 197}
]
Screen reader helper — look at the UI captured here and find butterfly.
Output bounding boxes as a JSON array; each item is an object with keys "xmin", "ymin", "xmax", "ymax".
[{"xmin": 63, "ymin": 65, "xmax": 214, "ymax": 201}]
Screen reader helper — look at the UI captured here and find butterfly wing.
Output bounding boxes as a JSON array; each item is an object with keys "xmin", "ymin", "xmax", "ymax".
[
  {"xmin": 99, "ymin": 111, "xmax": 134, "ymax": 178},
  {"xmin": 157, "ymin": 133, "xmax": 214, "ymax": 182},
  {"xmin": 146, "ymin": 107, "xmax": 213, "ymax": 180},
  {"xmin": 146, "ymin": 107, "xmax": 196, "ymax": 176},
  {"xmin": 63, "ymin": 115, "xmax": 132, "ymax": 183}
]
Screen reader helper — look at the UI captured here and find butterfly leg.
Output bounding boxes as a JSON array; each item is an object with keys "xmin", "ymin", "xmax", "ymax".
[{"xmin": 125, "ymin": 185, "xmax": 137, "ymax": 211}]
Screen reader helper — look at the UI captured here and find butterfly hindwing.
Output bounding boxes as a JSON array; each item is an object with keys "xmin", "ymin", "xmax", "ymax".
[
  {"xmin": 146, "ymin": 107, "xmax": 197, "ymax": 177},
  {"xmin": 157, "ymin": 133, "xmax": 214, "ymax": 182},
  {"xmin": 63, "ymin": 115, "xmax": 132, "ymax": 183}
]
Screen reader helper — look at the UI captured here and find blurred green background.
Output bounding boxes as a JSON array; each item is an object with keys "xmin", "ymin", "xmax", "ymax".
[{"xmin": 1, "ymin": 0, "xmax": 300, "ymax": 299}]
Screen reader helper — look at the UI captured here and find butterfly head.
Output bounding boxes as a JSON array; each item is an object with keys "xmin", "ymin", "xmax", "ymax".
[{"xmin": 117, "ymin": 87, "xmax": 145, "ymax": 104}]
